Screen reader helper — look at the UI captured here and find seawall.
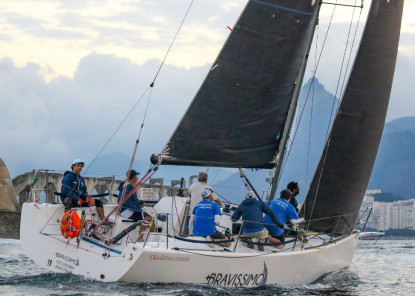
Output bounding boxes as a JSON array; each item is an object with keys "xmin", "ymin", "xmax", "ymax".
[{"xmin": 0, "ymin": 210, "xmax": 20, "ymax": 239}]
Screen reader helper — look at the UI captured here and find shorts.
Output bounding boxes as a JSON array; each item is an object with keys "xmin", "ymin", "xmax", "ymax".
[
  {"xmin": 271, "ymin": 232, "xmax": 285, "ymax": 242},
  {"xmin": 243, "ymin": 228, "xmax": 269, "ymax": 239},
  {"xmin": 211, "ymin": 230, "xmax": 226, "ymax": 240},
  {"xmin": 61, "ymin": 196, "xmax": 89, "ymax": 209},
  {"xmin": 128, "ymin": 211, "xmax": 150, "ymax": 222}
]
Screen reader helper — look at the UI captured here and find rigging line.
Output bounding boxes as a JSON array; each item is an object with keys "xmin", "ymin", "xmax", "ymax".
[
  {"xmin": 305, "ymin": 83, "xmax": 314, "ymax": 185},
  {"xmin": 209, "ymin": 168, "xmax": 221, "ymax": 185},
  {"xmin": 306, "ymin": 27, "xmax": 319, "ymax": 188},
  {"xmin": 39, "ymin": 206, "xmax": 61, "ymax": 233},
  {"xmin": 175, "ymin": 248, "xmax": 275, "ymax": 258},
  {"xmin": 306, "ymin": 2, "xmax": 360, "ymax": 232},
  {"xmin": 100, "ymin": 88, "xmax": 156, "ymax": 253},
  {"xmin": 326, "ymin": 0, "xmax": 358, "ymax": 139},
  {"xmin": 339, "ymin": 4, "xmax": 363, "ymax": 102},
  {"xmin": 83, "ymin": 86, "xmax": 150, "ymax": 176},
  {"xmin": 137, "ymin": 86, "xmax": 154, "ymax": 143},
  {"xmin": 277, "ymin": 1, "xmax": 338, "ymax": 184},
  {"xmin": 304, "ymin": 27, "xmax": 320, "ymax": 216},
  {"xmin": 151, "ymin": 0, "xmax": 195, "ymax": 84},
  {"xmin": 353, "ymin": 234, "xmax": 383, "ymax": 263},
  {"xmin": 214, "ymin": 191, "xmax": 233, "ymax": 204}
]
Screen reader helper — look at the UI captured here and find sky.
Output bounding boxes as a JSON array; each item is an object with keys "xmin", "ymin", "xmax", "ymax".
[{"xmin": 1, "ymin": 0, "xmax": 414, "ymax": 178}]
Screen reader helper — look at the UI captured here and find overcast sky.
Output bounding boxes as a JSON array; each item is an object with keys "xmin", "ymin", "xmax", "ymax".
[{"xmin": 1, "ymin": 0, "xmax": 414, "ymax": 177}]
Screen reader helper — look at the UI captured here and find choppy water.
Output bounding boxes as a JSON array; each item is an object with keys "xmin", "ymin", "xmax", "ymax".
[{"xmin": 1, "ymin": 239, "xmax": 414, "ymax": 295}]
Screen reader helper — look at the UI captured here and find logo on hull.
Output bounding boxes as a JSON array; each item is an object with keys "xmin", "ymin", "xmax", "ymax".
[
  {"xmin": 205, "ymin": 262, "xmax": 268, "ymax": 287},
  {"xmin": 149, "ymin": 255, "xmax": 189, "ymax": 261},
  {"xmin": 55, "ymin": 252, "xmax": 79, "ymax": 266}
]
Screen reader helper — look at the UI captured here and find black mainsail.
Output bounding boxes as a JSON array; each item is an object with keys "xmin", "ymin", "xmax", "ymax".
[
  {"xmin": 159, "ymin": 0, "xmax": 320, "ymax": 169},
  {"xmin": 300, "ymin": 0, "xmax": 404, "ymax": 235}
]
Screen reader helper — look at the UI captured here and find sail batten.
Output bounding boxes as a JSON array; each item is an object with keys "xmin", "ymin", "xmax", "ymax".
[
  {"xmin": 300, "ymin": 0, "xmax": 404, "ymax": 236},
  {"xmin": 160, "ymin": 0, "xmax": 321, "ymax": 169}
]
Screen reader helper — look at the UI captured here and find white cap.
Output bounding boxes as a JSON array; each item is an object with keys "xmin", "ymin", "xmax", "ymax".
[
  {"xmin": 72, "ymin": 159, "xmax": 85, "ymax": 165},
  {"xmin": 201, "ymin": 188, "xmax": 214, "ymax": 198},
  {"xmin": 245, "ymin": 191, "xmax": 255, "ymax": 199}
]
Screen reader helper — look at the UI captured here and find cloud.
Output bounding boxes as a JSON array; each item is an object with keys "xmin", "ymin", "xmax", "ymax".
[
  {"xmin": 0, "ymin": 33, "xmax": 14, "ymax": 42},
  {"xmin": 0, "ymin": 12, "xmax": 89, "ymax": 40},
  {"xmin": 1, "ymin": 12, "xmax": 46, "ymax": 29},
  {"xmin": 58, "ymin": 12, "xmax": 93, "ymax": 28},
  {"xmin": 27, "ymin": 28, "xmax": 90, "ymax": 39},
  {"xmin": 0, "ymin": 53, "xmax": 210, "ymax": 177}
]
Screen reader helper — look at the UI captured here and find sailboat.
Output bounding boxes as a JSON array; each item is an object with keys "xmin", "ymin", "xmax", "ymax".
[{"xmin": 20, "ymin": 0, "xmax": 403, "ymax": 287}]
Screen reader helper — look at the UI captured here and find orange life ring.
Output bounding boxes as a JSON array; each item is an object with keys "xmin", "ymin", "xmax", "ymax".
[{"xmin": 60, "ymin": 211, "xmax": 81, "ymax": 239}]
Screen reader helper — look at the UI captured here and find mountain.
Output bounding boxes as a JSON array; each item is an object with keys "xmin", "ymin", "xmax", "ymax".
[
  {"xmin": 384, "ymin": 116, "xmax": 415, "ymax": 134},
  {"xmin": 368, "ymin": 130, "xmax": 415, "ymax": 198}
]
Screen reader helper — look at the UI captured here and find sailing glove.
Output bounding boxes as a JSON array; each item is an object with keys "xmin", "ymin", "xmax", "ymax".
[{"xmin": 79, "ymin": 195, "xmax": 91, "ymax": 205}]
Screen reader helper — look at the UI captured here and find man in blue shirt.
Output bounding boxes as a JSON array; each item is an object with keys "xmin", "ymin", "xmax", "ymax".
[
  {"xmin": 61, "ymin": 159, "xmax": 112, "ymax": 227},
  {"xmin": 264, "ymin": 189, "xmax": 305, "ymax": 248},
  {"xmin": 231, "ymin": 191, "xmax": 283, "ymax": 251},
  {"xmin": 189, "ymin": 188, "xmax": 231, "ymax": 248}
]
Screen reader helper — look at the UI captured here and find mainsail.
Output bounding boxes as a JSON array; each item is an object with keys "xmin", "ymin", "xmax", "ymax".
[
  {"xmin": 159, "ymin": 0, "xmax": 320, "ymax": 169},
  {"xmin": 300, "ymin": 0, "xmax": 404, "ymax": 235}
]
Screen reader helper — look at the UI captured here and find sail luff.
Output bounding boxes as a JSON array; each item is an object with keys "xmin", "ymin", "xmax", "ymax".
[
  {"xmin": 267, "ymin": 3, "xmax": 322, "ymax": 200},
  {"xmin": 300, "ymin": 0, "xmax": 404, "ymax": 236}
]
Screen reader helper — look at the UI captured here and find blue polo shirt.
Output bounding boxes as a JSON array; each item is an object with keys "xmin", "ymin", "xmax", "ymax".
[
  {"xmin": 192, "ymin": 200, "xmax": 221, "ymax": 237},
  {"xmin": 264, "ymin": 198, "xmax": 298, "ymax": 237}
]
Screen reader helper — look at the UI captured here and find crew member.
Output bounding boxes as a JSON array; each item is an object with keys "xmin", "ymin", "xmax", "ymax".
[
  {"xmin": 189, "ymin": 188, "xmax": 231, "ymax": 248},
  {"xmin": 264, "ymin": 189, "xmax": 305, "ymax": 248},
  {"xmin": 117, "ymin": 169, "xmax": 154, "ymax": 238},
  {"xmin": 61, "ymin": 159, "xmax": 112, "ymax": 227},
  {"xmin": 188, "ymin": 172, "xmax": 223, "ymax": 214},
  {"xmin": 287, "ymin": 181, "xmax": 300, "ymax": 213},
  {"xmin": 231, "ymin": 191, "xmax": 284, "ymax": 251}
]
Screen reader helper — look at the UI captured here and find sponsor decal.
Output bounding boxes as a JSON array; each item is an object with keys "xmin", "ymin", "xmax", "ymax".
[
  {"xmin": 149, "ymin": 255, "xmax": 189, "ymax": 261},
  {"xmin": 205, "ymin": 262, "xmax": 268, "ymax": 287},
  {"xmin": 55, "ymin": 252, "xmax": 79, "ymax": 266},
  {"xmin": 55, "ymin": 260, "xmax": 75, "ymax": 273}
]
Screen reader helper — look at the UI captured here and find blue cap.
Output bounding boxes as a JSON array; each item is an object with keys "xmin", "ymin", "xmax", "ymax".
[{"xmin": 127, "ymin": 170, "xmax": 140, "ymax": 180}]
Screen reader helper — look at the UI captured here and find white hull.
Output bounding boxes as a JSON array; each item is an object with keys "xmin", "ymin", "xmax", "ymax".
[{"xmin": 21, "ymin": 200, "xmax": 360, "ymax": 287}]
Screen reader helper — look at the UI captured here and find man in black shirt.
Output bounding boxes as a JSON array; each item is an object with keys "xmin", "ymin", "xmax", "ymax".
[{"xmin": 287, "ymin": 182, "xmax": 300, "ymax": 213}]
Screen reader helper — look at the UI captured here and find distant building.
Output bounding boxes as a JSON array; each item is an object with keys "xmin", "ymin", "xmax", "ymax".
[{"xmin": 359, "ymin": 190, "xmax": 415, "ymax": 230}]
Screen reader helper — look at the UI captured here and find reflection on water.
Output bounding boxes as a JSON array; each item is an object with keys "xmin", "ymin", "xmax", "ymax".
[{"xmin": 1, "ymin": 239, "xmax": 414, "ymax": 295}]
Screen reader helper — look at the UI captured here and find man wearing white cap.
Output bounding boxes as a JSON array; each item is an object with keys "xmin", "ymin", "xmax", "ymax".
[
  {"xmin": 189, "ymin": 188, "xmax": 231, "ymax": 248},
  {"xmin": 61, "ymin": 159, "xmax": 112, "ymax": 227}
]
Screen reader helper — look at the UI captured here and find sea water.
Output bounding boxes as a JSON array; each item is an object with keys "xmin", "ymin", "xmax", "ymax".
[{"xmin": 1, "ymin": 239, "xmax": 414, "ymax": 295}]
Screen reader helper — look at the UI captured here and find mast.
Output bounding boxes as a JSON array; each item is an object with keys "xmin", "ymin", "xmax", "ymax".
[{"xmin": 267, "ymin": 3, "xmax": 321, "ymax": 201}]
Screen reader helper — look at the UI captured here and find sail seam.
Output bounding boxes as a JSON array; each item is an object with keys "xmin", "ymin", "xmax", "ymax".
[
  {"xmin": 347, "ymin": 87, "xmax": 388, "ymax": 98},
  {"xmin": 251, "ymin": 0, "xmax": 314, "ymax": 16}
]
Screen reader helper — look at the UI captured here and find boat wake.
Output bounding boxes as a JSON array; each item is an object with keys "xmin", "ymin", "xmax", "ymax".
[{"xmin": 0, "ymin": 266, "xmax": 360, "ymax": 295}]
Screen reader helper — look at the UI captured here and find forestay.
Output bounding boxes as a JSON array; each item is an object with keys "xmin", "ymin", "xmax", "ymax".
[
  {"xmin": 160, "ymin": 0, "xmax": 320, "ymax": 169},
  {"xmin": 301, "ymin": 0, "xmax": 404, "ymax": 235}
]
